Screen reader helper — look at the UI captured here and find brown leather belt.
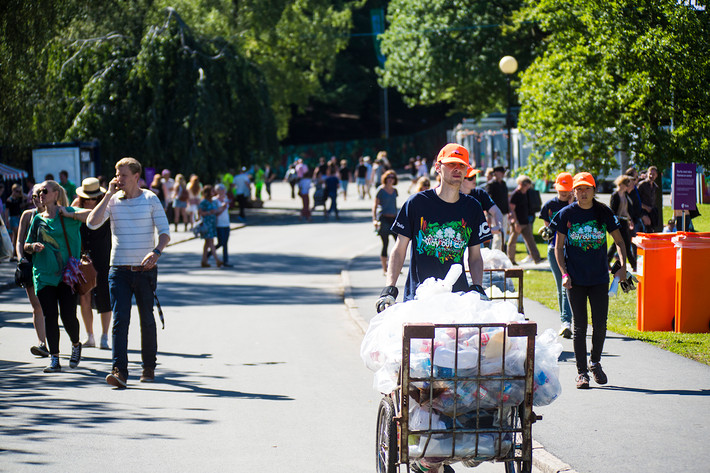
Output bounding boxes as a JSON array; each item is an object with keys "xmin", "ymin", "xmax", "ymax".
[{"xmin": 112, "ymin": 265, "xmax": 154, "ymax": 272}]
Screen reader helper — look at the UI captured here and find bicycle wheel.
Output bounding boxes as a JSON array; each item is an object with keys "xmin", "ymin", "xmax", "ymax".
[{"xmin": 376, "ymin": 396, "xmax": 398, "ymax": 473}]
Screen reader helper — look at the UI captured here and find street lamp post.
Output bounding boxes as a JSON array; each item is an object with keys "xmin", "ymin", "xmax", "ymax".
[{"xmin": 499, "ymin": 56, "xmax": 518, "ymax": 171}]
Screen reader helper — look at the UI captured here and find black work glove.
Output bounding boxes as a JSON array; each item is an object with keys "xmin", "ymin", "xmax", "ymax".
[
  {"xmin": 376, "ymin": 286, "xmax": 398, "ymax": 313},
  {"xmin": 538, "ymin": 226, "xmax": 554, "ymax": 242},
  {"xmin": 467, "ymin": 284, "xmax": 489, "ymax": 300}
]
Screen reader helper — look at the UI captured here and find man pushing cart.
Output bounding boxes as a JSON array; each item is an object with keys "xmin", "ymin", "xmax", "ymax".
[{"xmin": 369, "ymin": 144, "xmax": 559, "ymax": 472}]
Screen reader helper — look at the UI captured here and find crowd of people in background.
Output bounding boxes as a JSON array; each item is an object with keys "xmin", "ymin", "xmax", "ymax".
[{"xmin": 0, "ymin": 147, "xmax": 700, "ymax": 392}]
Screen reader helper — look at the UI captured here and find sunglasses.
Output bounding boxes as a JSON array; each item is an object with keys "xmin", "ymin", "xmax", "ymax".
[
  {"xmin": 37, "ymin": 188, "xmax": 50, "ymax": 195},
  {"xmin": 465, "ymin": 177, "xmax": 476, "ymax": 181}
]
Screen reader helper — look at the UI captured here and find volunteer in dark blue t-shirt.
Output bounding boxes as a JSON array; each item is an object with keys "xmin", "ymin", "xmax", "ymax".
[
  {"xmin": 461, "ymin": 168, "xmax": 504, "ymax": 244},
  {"xmin": 539, "ymin": 172, "xmax": 575, "ymax": 338},
  {"xmin": 376, "ymin": 144, "xmax": 492, "ymax": 308},
  {"xmin": 550, "ymin": 172, "xmax": 627, "ymax": 390}
]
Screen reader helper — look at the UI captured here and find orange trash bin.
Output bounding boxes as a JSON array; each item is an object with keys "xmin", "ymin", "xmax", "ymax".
[
  {"xmin": 631, "ymin": 232, "xmax": 677, "ymax": 332},
  {"xmin": 672, "ymin": 232, "xmax": 710, "ymax": 333}
]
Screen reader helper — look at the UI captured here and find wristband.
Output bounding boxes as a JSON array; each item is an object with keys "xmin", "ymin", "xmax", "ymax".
[
  {"xmin": 379, "ymin": 286, "xmax": 398, "ymax": 299},
  {"xmin": 152, "ymin": 248, "xmax": 162, "ymax": 256},
  {"xmin": 562, "ymin": 273, "xmax": 569, "ymax": 278}
]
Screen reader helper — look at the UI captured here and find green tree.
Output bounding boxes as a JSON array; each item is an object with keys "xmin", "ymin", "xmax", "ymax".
[
  {"xmin": 516, "ymin": 0, "xmax": 710, "ymax": 176},
  {"xmin": 377, "ymin": 0, "xmax": 541, "ymax": 118},
  {"xmin": 59, "ymin": 8, "xmax": 276, "ymax": 179}
]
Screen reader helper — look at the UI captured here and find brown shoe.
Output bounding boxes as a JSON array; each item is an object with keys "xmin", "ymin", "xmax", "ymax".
[
  {"xmin": 106, "ymin": 367, "xmax": 127, "ymax": 388},
  {"xmin": 140, "ymin": 367, "xmax": 155, "ymax": 383}
]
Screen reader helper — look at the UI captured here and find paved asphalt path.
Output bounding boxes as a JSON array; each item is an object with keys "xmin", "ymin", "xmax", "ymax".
[
  {"xmin": 0, "ymin": 179, "xmax": 704, "ymax": 473},
  {"xmin": 0, "ymin": 183, "xmax": 384, "ymax": 473}
]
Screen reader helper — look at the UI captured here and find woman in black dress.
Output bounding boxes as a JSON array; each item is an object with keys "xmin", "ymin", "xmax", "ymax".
[{"xmin": 72, "ymin": 178, "xmax": 112, "ymax": 350}]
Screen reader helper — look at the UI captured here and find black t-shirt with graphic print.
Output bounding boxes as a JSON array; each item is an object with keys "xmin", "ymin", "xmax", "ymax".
[
  {"xmin": 549, "ymin": 201, "xmax": 620, "ymax": 286},
  {"xmin": 391, "ymin": 189, "xmax": 492, "ymax": 301}
]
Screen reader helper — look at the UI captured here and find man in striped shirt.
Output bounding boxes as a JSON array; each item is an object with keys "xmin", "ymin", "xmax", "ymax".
[{"xmin": 88, "ymin": 157, "xmax": 170, "ymax": 388}]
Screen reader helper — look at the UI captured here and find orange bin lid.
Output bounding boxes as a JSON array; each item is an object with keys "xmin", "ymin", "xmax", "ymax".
[
  {"xmin": 672, "ymin": 232, "xmax": 710, "ymax": 249},
  {"xmin": 631, "ymin": 232, "xmax": 678, "ymax": 249}
]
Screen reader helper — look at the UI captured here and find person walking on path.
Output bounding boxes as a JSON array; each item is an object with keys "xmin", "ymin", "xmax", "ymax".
[
  {"xmin": 356, "ymin": 157, "xmax": 368, "ymax": 199},
  {"xmin": 540, "ymin": 172, "xmax": 575, "ymax": 338},
  {"xmin": 375, "ymin": 143, "xmax": 490, "ymax": 473},
  {"xmin": 324, "ymin": 165, "xmax": 340, "ymax": 220},
  {"xmin": 372, "ymin": 170, "xmax": 399, "ymax": 274},
  {"xmin": 233, "ymin": 167, "xmax": 251, "ymax": 221},
  {"xmin": 16, "ymin": 189, "xmax": 48, "ymax": 357},
  {"xmin": 172, "ymin": 174, "xmax": 190, "ymax": 232},
  {"xmin": 460, "ymin": 168, "xmax": 504, "ymax": 244},
  {"xmin": 377, "ymin": 143, "xmax": 492, "ymax": 307},
  {"xmin": 338, "ymin": 159, "xmax": 351, "ymax": 201},
  {"xmin": 23, "ymin": 181, "xmax": 86, "ymax": 373},
  {"xmin": 550, "ymin": 172, "xmax": 627, "ymax": 390},
  {"xmin": 298, "ymin": 170, "xmax": 313, "ymax": 221},
  {"xmin": 638, "ymin": 165, "xmax": 661, "ymax": 232},
  {"xmin": 507, "ymin": 175, "xmax": 543, "ymax": 265},
  {"xmin": 198, "ymin": 185, "xmax": 223, "ymax": 268},
  {"xmin": 486, "ymin": 166, "xmax": 510, "ymax": 251},
  {"xmin": 72, "ymin": 178, "xmax": 112, "ymax": 350},
  {"xmin": 87, "ymin": 157, "xmax": 170, "ymax": 388},
  {"xmin": 213, "ymin": 184, "xmax": 232, "ymax": 267},
  {"xmin": 608, "ymin": 175, "xmax": 637, "ymax": 272}
]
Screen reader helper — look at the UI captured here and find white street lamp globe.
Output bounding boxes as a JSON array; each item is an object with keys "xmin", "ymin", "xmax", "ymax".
[{"xmin": 499, "ymin": 56, "xmax": 518, "ymax": 75}]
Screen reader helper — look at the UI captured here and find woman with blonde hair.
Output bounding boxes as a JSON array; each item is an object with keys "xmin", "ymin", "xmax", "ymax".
[
  {"xmin": 16, "ymin": 188, "xmax": 48, "ymax": 357},
  {"xmin": 24, "ymin": 181, "xmax": 90, "ymax": 372},
  {"xmin": 172, "ymin": 174, "xmax": 189, "ymax": 232},
  {"xmin": 186, "ymin": 174, "xmax": 202, "ymax": 229}
]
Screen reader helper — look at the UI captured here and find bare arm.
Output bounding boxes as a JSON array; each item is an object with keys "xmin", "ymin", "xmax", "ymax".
[
  {"xmin": 58, "ymin": 206, "xmax": 90, "ymax": 223},
  {"xmin": 16, "ymin": 210, "xmax": 33, "ymax": 258},
  {"xmin": 140, "ymin": 232, "xmax": 170, "ymax": 269},
  {"xmin": 385, "ymin": 235, "xmax": 410, "ymax": 287},
  {"xmin": 87, "ymin": 179, "xmax": 117, "ymax": 228},
  {"xmin": 488, "ymin": 204, "xmax": 504, "ymax": 233},
  {"xmin": 467, "ymin": 244, "xmax": 484, "ymax": 286},
  {"xmin": 555, "ymin": 232, "xmax": 571, "ymax": 289},
  {"xmin": 610, "ymin": 228, "xmax": 627, "ymax": 281}
]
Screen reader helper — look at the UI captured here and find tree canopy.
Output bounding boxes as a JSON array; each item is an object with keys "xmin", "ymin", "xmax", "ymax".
[
  {"xmin": 1, "ymin": 0, "xmax": 362, "ymax": 177},
  {"xmin": 516, "ymin": 0, "xmax": 710, "ymax": 176},
  {"xmin": 377, "ymin": 0, "xmax": 542, "ymax": 118}
]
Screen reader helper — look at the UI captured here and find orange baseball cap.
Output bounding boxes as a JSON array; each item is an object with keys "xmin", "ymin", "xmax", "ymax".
[
  {"xmin": 554, "ymin": 172, "xmax": 573, "ymax": 192},
  {"xmin": 572, "ymin": 172, "xmax": 596, "ymax": 189},
  {"xmin": 436, "ymin": 143, "xmax": 471, "ymax": 169},
  {"xmin": 465, "ymin": 168, "xmax": 481, "ymax": 179}
]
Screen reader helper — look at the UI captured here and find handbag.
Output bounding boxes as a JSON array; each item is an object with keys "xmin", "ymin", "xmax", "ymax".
[
  {"xmin": 14, "ymin": 258, "xmax": 34, "ymax": 288},
  {"xmin": 59, "ymin": 215, "xmax": 97, "ymax": 295}
]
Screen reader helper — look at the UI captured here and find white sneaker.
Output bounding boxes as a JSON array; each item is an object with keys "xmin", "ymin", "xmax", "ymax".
[
  {"xmin": 100, "ymin": 334, "xmax": 110, "ymax": 350},
  {"xmin": 83, "ymin": 334, "xmax": 96, "ymax": 348},
  {"xmin": 559, "ymin": 322, "xmax": 572, "ymax": 339},
  {"xmin": 520, "ymin": 255, "xmax": 533, "ymax": 264}
]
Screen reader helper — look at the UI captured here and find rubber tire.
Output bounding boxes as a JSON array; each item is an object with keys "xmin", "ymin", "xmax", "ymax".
[{"xmin": 376, "ymin": 396, "xmax": 398, "ymax": 473}]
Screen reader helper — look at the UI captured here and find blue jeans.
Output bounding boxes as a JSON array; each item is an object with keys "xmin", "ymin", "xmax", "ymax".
[
  {"xmin": 109, "ymin": 267, "xmax": 158, "ymax": 378},
  {"xmin": 215, "ymin": 226, "xmax": 230, "ymax": 264},
  {"xmin": 548, "ymin": 247, "xmax": 572, "ymax": 324}
]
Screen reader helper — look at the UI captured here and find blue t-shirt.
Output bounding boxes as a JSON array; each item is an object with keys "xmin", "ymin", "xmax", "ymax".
[
  {"xmin": 391, "ymin": 189, "xmax": 492, "ymax": 300},
  {"xmin": 550, "ymin": 201, "xmax": 621, "ymax": 286},
  {"xmin": 468, "ymin": 188, "xmax": 495, "ymax": 212},
  {"xmin": 539, "ymin": 197, "xmax": 571, "ymax": 247}
]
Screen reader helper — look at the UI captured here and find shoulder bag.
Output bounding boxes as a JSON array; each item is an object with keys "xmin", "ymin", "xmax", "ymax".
[{"xmin": 60, "ymin": 215, "xmax": 97, "ymax": 295}]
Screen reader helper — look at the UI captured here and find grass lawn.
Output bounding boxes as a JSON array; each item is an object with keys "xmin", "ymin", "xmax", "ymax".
[{"xmin": 513, "ymin": 202, "xmax": 710, "ymax": 366}]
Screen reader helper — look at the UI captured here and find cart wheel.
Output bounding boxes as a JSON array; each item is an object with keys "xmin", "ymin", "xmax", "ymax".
[{"xmin": 376, "ymin": 396, "xmax": 398, "ymax": 473}]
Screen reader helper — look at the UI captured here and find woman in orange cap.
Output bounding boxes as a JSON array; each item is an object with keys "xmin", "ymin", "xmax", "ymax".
[
  {"xmin": 539, "ymin": 172, "xmax": 575, "ymax": 338},
  {"xmin": 549, "ymin": 172, "xmax": 628, "ymax": 389}
]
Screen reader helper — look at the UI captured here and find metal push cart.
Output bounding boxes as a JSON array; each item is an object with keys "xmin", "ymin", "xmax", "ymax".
[{"xmin": 376, "ymin": 269, "xmax": 538, "ymax": 473}]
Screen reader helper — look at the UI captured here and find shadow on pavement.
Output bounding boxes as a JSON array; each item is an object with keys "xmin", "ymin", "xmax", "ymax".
[{"xmin": 598, "ymin": 385, "xmax": 710, "ymax": 396}]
